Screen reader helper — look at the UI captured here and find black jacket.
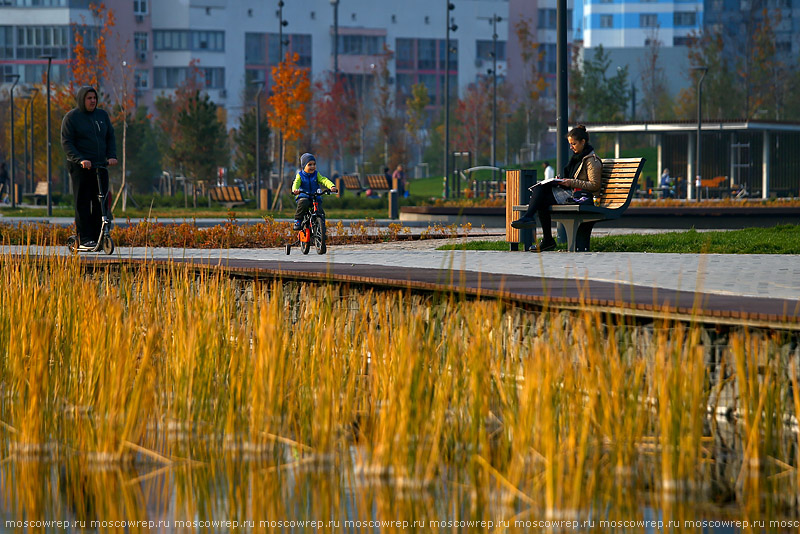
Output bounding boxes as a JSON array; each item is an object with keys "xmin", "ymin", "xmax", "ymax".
[{"xmin": 60, "ymin": 86, "xmax": 117, "ymax": 168}]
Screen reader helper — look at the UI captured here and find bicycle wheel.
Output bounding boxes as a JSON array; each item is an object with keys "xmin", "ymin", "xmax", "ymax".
[
  {"xmin": 102, "ymin": 235, "xmax": 114, "ymax": 255},
  {"xmin": 66, "ymin": 235, "xmax": 78, "ymax": 254},
  {"xmin": 313, "ymin": 217, "xmax": 326, "ymax": 255},
  {"xmin": 300, "ymin": 228, "xmax": 311, "ymax": 255}
]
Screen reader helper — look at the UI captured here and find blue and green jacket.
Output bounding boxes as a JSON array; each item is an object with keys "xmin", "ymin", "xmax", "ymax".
[{"xmin": 292, "ymin": 170, "xmax": 335, "ymax": 201}]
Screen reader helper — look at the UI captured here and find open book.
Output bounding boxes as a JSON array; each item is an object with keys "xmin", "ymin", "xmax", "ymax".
[{"xmin": 528, "ymin": 177, "xmax": 566, "ymax": 190}]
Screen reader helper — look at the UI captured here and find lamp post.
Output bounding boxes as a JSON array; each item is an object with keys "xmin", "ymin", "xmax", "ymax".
[
  {"xmin": 28, "ymin": 87, "xmax": 39, "ymax": 193},
  {"xmin": 253, "ymin": 81, "xmax": 265, "ymax": 209},
  {"xmin": 22, "ymin": 95, "xmax": 31, "ymax": 194},
  {"xmin": 331, "ymin": 0, "xmax": 339, "ymax": 75},
  {"xmin": 40, "ymin": 55, "xmax": 53, "ymax": 216},
  {"xmin": 6, "ymin": 74, "xmax": 20, "ymax": 208},
  {"xmin": 690, "ymin": 65, "xmax": 708, "ymax": 202},
  {"xmin": 444, "ymin": 1, "xmax": 457, "ymax": 198},
  {"xmin": 487, "ymin": 14, "xmax": 502, "ymax": 181},
  {"xmin": 556, "ymin": 0, "xmax": 569, "ymax": 174},
  {"xmin": 278, "ymin": 1, "xmax": 288, "ymax": 59}
]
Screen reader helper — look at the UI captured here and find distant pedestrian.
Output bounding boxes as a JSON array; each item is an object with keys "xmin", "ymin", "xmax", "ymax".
[
  {"xmin": 660, "ymin": 168, "xmax": 673, "ymax": 198},
  {"xmin": 392, "ymin": 164, "xmax": 406, "ymax": 197},
  {"xmin": 541, "ymin": 161, "xmax": 555, "ymax": 181},
  {"xmin": 383, "ymin": 166, "xmax": 392, "ymax": 189},
  {"xmin": 0, "ymin": 162, "xmax": 8, "ymax": 204}
]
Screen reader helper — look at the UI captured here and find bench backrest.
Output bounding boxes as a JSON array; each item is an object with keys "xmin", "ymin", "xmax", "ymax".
[
  {"xmin": 595, "ymin": 157, "xmax": 645, "ymax": 210},
  {"xmin": 210, "ymin": 186, "xmax": 243, "ymax": 202},
  {"xmin": 34, "ymin": 181, "xmax": 49, "ymax": 195},
  {"xmin": 365, "ymin": 174, "xmax": 391, "ymax": 190},
  {"xmin": 341, "ymin": 174, "xmax": 362, "ymax": 190}
]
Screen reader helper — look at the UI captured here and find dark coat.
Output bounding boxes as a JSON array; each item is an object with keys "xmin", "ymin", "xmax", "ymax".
[{"xmin": 60, "ymin": 86, "xmax": 117, "ymax": 168}]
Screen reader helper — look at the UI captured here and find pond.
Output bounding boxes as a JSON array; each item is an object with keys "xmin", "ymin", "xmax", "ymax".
[{"xmin": 1, "ymin": 255, "xmax": 798, "ymax": 531}]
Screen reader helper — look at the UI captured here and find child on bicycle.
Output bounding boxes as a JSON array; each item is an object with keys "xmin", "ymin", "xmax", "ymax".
[{"xmin": 291, "ymin": 153, "xmax": 338, "ymax": 230}]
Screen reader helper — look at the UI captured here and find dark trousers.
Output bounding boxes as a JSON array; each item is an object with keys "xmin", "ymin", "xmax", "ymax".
[
  {"xmin": 523, "ymin": 182, "xmax": 557, "ymax": 239},
  {"xmin": 69, "ymin": 165, "xmax": 108, "ymax": 243},
  {"xmin": 294, "ymin": 197, "xmax": 325, "ymax": 222}
]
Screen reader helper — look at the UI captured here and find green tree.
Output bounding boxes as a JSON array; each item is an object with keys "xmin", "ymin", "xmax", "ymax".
[
  {"xmin": 170, "ymin": 91, "xmax": 228, "ymax": 186},
  {"xmin": 232, "ymin": 107, "xmax": 270, "ymax": 189},
  {"xmin": 405, "ymin": 82, "xmax": 430, "ymax": 164},
  {"xmin": 125, "ymin": 106, "xmax": 161, "ymax": 193},
  {"xmin": 577, "ymin": 45, "xmax": 630, "ymax": 121}
]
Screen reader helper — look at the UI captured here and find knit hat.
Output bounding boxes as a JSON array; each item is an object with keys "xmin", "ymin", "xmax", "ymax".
[{"xmin": 300, "ymin": 153, "xmax": 316, "ymax": 169}]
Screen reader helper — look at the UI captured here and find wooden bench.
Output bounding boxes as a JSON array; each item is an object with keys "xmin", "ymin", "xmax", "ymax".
[
  {"xmin": 29, "ymin": 181, "xmax": 49, "ymax": 205},
  {"xmin": 209, "ymin": 185, "xmax": 246, "ymax": 208},
  {"xmin": 364, "ymin": 174, "xmax": 392, "ymax": 193},
  {"xmin": 335, "ymin": 174, "xmax": 363, "ymax": 196},
  {"xmin": 512, "ymin": 157, "xmax": 645, "ymax": 252}
]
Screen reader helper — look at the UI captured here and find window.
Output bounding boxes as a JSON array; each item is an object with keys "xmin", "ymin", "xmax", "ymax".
[
  {"xmin": 336, "ymin": 34, "xmax": 386, "ymax": 55},
  {"xmin": 396, "ymin": 38, "xmax": 414, "ymax": 69},
  {"xmin": 640, "ymin": 14, "xmax": 658, "ymax": 27},
  {"xmin": 538, "ymin": 8, "xmax": 557, "ymax": 28},
  {"xmin": 439, "ymin": 39, "xmax": 457, "ymax": 69},
  {"xmin": 153, "ymin": 30, "xmax": 224, "ymax": 52},
  {"xmin": 134, "ymin": 69, "xmax": 149, "ymax": 89},
  {"xmin": 537, "ymin": 8, "xmax": 572, "ymax": 28},
  {"xmin": 245, "ymin": 33, "xmax": 266, "ymax": 64},
  {"xmin": 673, "ymin": 12, "xmax": 696, "ymax": 26},
  {"xmin": 133, "ymin": 0, "xmax": 148, "ymax": 15},
  {"xmin": 476, "ymin": 40, "xmax": 506, "ymax": 61},
  {"xmin": 292, "ymin": 34, "xmax": 312, "ymax": 66},
  {"xmin": 776, "ymin": 40, "xmax": 792, "ymax": 53},
  {"xmin": 14, "ymin": 25, "xmax": 70, "ymax": 59},
  {"xmin": 673, "ymin": 36, "xmax": 691, "ymax": 45},
  {"xmin": 600, "ymin": 15, "xmax": 613, "ymax": 27},
  {"xmin": 418, "ymin": 39, "xmax": 436, "ymax": 69},
  {"xmin": 0, "ymin": 26, "xmax": 12, "ymax": 59},
  {"xmin": 153, "ymin": 67, "xmax": 224, "ymax": 88},
  {"xmin": 134, "ymin": 32, "xmax": 148, "ymax": 52},
  {"xmin": 538, "ymin": 43, "xmax": 557, "ymax": 74}
]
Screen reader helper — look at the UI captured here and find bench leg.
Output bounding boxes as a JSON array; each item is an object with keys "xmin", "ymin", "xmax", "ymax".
[{"xmin": 556, "ymin": 218, "xmax": 598, "ymax": 252}]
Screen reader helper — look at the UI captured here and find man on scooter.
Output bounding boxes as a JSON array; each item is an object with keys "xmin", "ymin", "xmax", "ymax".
[
  {"xmin": 291, "ymin": 153, "xmax": 337, "ymax": 230},
  {"xmin": 61, "ymin": 86, "xmax": 117, "ymax": 250}
]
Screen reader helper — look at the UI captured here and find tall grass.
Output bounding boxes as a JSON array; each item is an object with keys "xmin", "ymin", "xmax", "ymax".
[{"xmin": 1, "ymin": 251, "xmax": 799, "ymax": 524}]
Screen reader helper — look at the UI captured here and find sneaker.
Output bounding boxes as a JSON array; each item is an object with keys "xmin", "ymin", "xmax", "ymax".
[
  {"xmin": 536, "ymin": 237, "xmax": 557, "ymax": 252},
  {"xmin": 510, "ymin": 216, "xmax": 537, "ymax": 229},
  {"xmin": 292, "ymin": 220, "xmax": 302, "ymax": 231},
  {"xmin": 78, "ymin": 240, "xmax": 97, "ymax": 251}
]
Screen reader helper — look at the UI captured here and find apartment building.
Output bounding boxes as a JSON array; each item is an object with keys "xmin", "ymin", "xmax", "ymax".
[{"xmin": 1, "ymin": 0, "xmax": 513, "ymax": 127}]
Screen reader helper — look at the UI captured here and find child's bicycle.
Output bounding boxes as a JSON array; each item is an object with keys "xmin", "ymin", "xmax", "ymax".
[
  {"xmin": 66, "ymin": 162, "xmax": 115, "ymax": 255},
  {"xmin": 286, "ymin": 188, "xmax": 330, "ymax": 255}
]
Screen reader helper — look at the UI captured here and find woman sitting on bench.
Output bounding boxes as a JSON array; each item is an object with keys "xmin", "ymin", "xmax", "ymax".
[{"xmin": 511, "ymin": 125, "xmax": 602, "ymax": 252}]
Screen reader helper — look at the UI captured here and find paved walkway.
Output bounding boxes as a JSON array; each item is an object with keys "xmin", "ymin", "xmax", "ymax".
[{"xmin": 7, "ymin": 233, "xmax": 799, "ymax": 328}]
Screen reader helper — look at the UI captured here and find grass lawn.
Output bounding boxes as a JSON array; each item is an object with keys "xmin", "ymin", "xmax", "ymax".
[{"xmin": 438, "ymin": 225, "xmax": 800, "ymax": 254}]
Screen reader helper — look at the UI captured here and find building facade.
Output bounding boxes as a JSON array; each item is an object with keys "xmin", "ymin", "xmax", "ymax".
[{"xmin": 1, "ymin": 0, "xmax": 520, "ymax": 128}]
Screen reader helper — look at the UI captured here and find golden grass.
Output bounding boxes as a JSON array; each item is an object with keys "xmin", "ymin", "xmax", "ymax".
[{"xmin": 1, "ymin": 250, "xmax": 798, "ymax": 523}]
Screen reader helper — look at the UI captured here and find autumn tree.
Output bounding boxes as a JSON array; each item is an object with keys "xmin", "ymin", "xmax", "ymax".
[
  {"xmin": 515, "ymin": 18, "xmax": 551, "ymax": 154},
  {"xmin": 373, "ymin": 48, "xmax": 399, "ymax": 168},
  {"xmin": 405, "ymin": 83, "xmax": 430, "ymax": 164},
  {"xmin": 452, "ymin": 79, "xmax": 492, "ymax": 165},
  {"xmin": 675, "ymin": 29, "xmax": 738, "ymax": 120},
  {"xmin": 267, "ymin": 52, "xmax": 312, "ymax": 207},
  {"xmin": 313, "ymin": 73, "xmax": 355, "ymax": 174}
]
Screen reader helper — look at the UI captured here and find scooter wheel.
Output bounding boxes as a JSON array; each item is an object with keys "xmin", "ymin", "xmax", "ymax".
[
  {"xmin": 285, "ymin": 244, "xmax": 291, "ymax": 255},
  {"xmin": 66, "ymin": 235, "xmax": 78, "ymax": 254},
  {"xmin": 102, "ymin": 236, "xmax": 114, "ymax": 255}
]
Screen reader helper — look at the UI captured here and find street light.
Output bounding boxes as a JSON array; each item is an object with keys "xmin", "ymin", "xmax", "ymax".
[
  {"xmin": 40, "ymin": 55, "xmax": 53, "ymax": 216},
  {"xmin": 277, "ymin": 1, "xmax": 289, "ymax": 60},
  {"xmin": 556, "ymin": 0, "xmax": 569, "ymax": 174},
  {"xmin": 331, "ymin": 0, "xmax": 339, "ymax": 75},
  {"xmin": 690, "ymin": 65, "xmax": 708, "ymax": 202},
  {"xmin": 252, "ymin": 80, "xmax": 265, "ymax": 209},
  {"xmin": 444, "ymin": 1, "xmax": 457, "ymax": 198},
  {"xmin": 27, "ymin": 87, "xmax": 39, "ymax": 193},
  {"xmin": 484, "ymin": 14, "xmax": 502, "ymax": 181},
  {"xmin": 6, "ymin": 74, "xmax": 20, "ymax": 208},
  {"xmin": 21, "ymin": 95, "xmax": 31, "ymax": 194}
]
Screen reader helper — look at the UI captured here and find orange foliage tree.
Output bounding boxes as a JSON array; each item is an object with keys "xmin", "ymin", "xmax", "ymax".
[{"xmin": 267, "ymin": 52, "xmax": 312, "ymax": 207}]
